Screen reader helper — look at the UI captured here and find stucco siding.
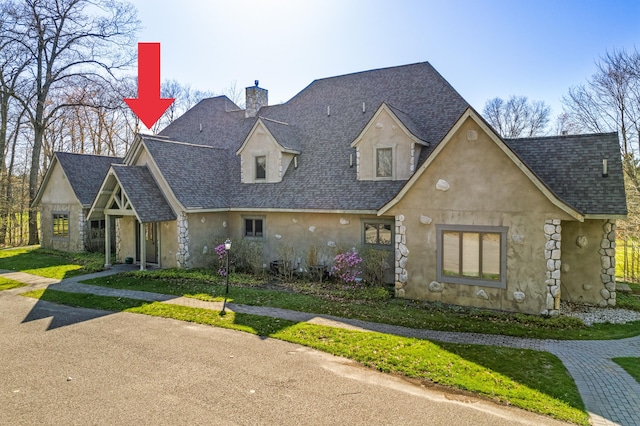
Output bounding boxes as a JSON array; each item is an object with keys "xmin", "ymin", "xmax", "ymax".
[{"xmin": 385, "ymin": 117, "xmax": 575, "ymax": 314}]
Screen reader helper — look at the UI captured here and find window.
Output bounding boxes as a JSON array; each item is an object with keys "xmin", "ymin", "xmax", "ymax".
[
  {"xmin": 363, "ymin": 221, "xmax": 393, "ymax": 246},
  {"xmin": 376, "ymin": 148, "xmax": 392, "ymax": 178},
  {"xmin": 255, "ymin": 156, "xmax": 266, "ymax": 180},
  {"xmin": 436, "ymin": 225, "xmax": 507, "ymax": 288},
  {"xmin": 53, "ymin": 213, "xmax": 69, "ymax": 238},
  {"xmin": 90, "ymin": 220, "xmax": 105, "ymax": 240},
  {"xmin": 244, "ymin": 217, "xmax": 264, "ymax": 238}
]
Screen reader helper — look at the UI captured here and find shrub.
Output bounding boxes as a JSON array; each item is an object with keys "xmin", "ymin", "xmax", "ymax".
[
  {"xmin": 360, "ymin": 247, "xmax": 391, "ymax": 287},
  {"xmin": 331, "ymin": 249, "xmax": 362, "ymax": 285},
  {"xmin": 211, "ymin": 239, "xmax": 264, "ymax": 277}
]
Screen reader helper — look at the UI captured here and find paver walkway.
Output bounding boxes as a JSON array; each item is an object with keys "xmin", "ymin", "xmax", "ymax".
[{"xmin": 2, "ymin": 266, "xmax": 639, "ymax": 426}]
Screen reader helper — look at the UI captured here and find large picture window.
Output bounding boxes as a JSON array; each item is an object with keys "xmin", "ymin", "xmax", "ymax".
[
  {"xmin": 436, "ymin": 225, "xmax": 507, "ymax": 288},
  {"xmin": 53, "ymin": 213, "xmax": 69, "ymax": 238}
]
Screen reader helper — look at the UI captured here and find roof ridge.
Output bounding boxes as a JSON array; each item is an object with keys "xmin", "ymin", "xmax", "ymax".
[
  {"xmin": 259, "ymin": 116, "xmax": 289, "ymax": 126},
  {"xmin": 143, "ymin": 136, "xmax": 226, "ymax": 150},
  {"xmin": 506, "ymin": 132, "xmax": 618, "ymax": 142},
  {"xmin": 55, "ymin": 151, "xmax": 122, "ymax": 159}
]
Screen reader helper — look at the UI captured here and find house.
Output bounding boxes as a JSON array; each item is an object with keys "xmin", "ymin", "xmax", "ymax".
[
  {"xmin": 32, "ymin": 152, "xmax": 123, "ymax": 252},
  {"xmin": 37, "ymin": 62, "xmax": 627, "ymax": 315}
]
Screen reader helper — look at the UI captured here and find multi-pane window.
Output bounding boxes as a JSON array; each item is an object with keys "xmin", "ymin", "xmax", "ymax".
[
  {"xmin": 53, "ymin": 213, "xmax": 69, "ymax": 238},
  {"xmin": 244, "ymin": 218, "xmax": 264, "ymax": 238},
  {"xmin": 437, "ymin": 225, "xmax": 507, "ymax": 288},
  {"xmin": 255, "ymin": 156, "xmax": 266, "ymax": 180},
  {"xmin": 364, "ymin": 222, "xmax": 393, "ymax": 246},
  {"xmin": 376, "ymin": 148, "xmax": 393, "ymax": 178}
]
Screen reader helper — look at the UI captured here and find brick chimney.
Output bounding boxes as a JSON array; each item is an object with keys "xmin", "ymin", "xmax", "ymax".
[{"xmin": 245, "ymin": 80, "xmax": 268, "ymax": 118}]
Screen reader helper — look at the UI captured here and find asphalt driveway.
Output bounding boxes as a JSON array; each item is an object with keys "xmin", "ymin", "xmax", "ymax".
[{"xmin": 0, "ymin": 291, "xmax": 570, "ymax": 426}]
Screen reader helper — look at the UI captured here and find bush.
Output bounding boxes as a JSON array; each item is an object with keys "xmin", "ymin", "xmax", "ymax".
[
  {"xmin": 212, "ymin": 239, "xmax": 263, "ymax": 277},
  {"xmin": 331, "ymin": 249, "xmax": 362, "ymax": 284},
  {"xmin": 360, "ymin": 247, "xmax": 391, "ymax": 287}
]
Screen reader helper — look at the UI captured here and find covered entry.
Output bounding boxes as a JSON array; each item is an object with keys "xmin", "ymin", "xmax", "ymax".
[{"xmin": 87, "ymin": 164, "xmax": 177, "ymax": 270}]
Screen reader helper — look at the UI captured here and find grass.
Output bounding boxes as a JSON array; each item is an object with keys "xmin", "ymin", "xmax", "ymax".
[
  {"xmin": 0, "ymin": 246, "xmax": 104, "ymax": 279},
  {"xmin": 612, "ymin": 357, "xmax": 640, "ymax": 384},
  {"xmin": 83, "ymin": 269, "xmax": 640, "ymax": 340},
  {"xmin": 21, "ymin": 288, "xmax": 589, "ymax": 425},
  {"xmin": 0, "ymin": 276, "xmax": 27, "ymax": 291}
]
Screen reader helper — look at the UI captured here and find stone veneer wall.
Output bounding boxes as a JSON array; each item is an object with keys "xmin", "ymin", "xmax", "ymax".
[
  {"xmin": 176, "ymin": 212, "xmax": 190, "ymax": 268},
  {"xmin": 543, "ymin": 219, "xmax": 562, "ymax": 316},
  {"xmin": 78, "ymin": 210, "xmax": 86, "ymax": 252},
  {"xmin": 599, "ymin": 220, "xmax": 617, "ymax": 306},
  {"xmin": 394, "ymin": 214, "xmax": 409, "ymax": 297}
]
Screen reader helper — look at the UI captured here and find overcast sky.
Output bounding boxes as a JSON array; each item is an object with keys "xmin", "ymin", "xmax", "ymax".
[{"xmin": 129, "ymin": 0, "xmax": 640, "ymax": 118}]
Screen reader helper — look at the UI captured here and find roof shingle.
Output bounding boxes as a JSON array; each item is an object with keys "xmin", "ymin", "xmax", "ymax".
[{"xmin": 55, "ymin": 152, "xmax": 123, "ymax": 206}]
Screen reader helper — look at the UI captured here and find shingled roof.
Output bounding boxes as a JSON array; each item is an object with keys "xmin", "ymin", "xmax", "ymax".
[
  {"xmin": 52, "ymin": 152, "xmax": 123, "ymax": 207},
  {"xmin": 156, "ymin": 62, "xmax": 469, "ymax": 211},
  {"xmin": 124, "ymin": 62, "xmax": 626, "ymax": 217},
  {"xmin": 505, "ymin": 132, "xmax": 627, "ymax": 216},
  {"xmin": 111, "ymin": 165, "xmax": 176, "ymax": 223}
]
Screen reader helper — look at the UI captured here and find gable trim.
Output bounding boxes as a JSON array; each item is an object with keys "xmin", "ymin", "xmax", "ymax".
[
  {"xmin": 31, "ymin": 154, "xmax": 83, "ymax": 209},
  {"xmin": 351, "ymin": 103, "xmax": 428, "ymax": 148},
  {"xmin": 88, "ymin": 168, "xmax": 140, "ymax": 222},
  {"xmin": 236, "ymin": 118, "xmax": 301, "ymax": 156},
  {"xmin": 378, "ymin": 108, "xmax": 585, "ymax": 221}
]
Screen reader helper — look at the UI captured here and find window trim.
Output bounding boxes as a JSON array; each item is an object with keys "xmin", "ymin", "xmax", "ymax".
[
  {"xmin": 373, "ymin": 146, "xmax": 395, "ymax": 180},
  {"xmin": 52, "ymin": 211, "xmax": 70, "ymax": 239},
  {"xmin": 436, "ymin": 224, "xmax": 507, "ymax": 288},
  {"xmin": 362, "ymin": 219, "xmax": 394, "ymax": 249},
  {"xmin": 243, "ymin": 216, "xmax": 265, "ymax": 240}
]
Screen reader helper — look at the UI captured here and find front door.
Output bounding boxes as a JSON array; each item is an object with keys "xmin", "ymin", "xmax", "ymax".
[
  {"xmin": 145, "ymin": 223, "xmax": 158, "ymax": 264},
  {"xmin": 136, "ymin": 221, "xmax": 158, "ymax": 264}
]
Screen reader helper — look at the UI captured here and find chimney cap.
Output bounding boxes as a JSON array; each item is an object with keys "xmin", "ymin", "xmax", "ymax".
[{"xmin": 255, "ymin": 80, "xmax": 259, "ymax": 87}]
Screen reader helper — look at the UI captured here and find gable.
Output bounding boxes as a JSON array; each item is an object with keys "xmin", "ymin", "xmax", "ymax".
[
  {"xmin": 351, "ymin": 104, "xmax": 427, "ymax": 181},
  {"xmin": 37, "ymin": 159, "xmax": 79, "ymax": 206},
  {"xmin": 236, "ymin": 119, "xmax": 299, "ymax": 184},
  {"xmin": 381, "ymin": 109, "xmax": 582, "ymax": 220}
]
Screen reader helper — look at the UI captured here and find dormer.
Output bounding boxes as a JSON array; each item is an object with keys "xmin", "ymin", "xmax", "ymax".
[
  {"xmin": 351, "ymin": 103, "xmax": 429, "ymax": 181},
  {"xmin": 236, "ymin": 117, "xmax": 301, "ymax": 183}
]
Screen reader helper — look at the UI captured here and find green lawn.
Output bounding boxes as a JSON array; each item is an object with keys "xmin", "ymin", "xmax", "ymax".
[
  {"xmin": 0, "ymin": 246, "xmax": 104, "ymax": 279},
  {"xmin": 21, "ymin": 288, "xmax": 589, "ymax": 425},
  {"xmin": 0, "ymin": 276, "xmax": 26, "ymax": 291},
  {"xmin": 83, "ymin": 269, "xmax": 640, "ymax": 340},
  {"xmin": 612, "ymin": 357, "xmax": 640, "ymax": 384}
]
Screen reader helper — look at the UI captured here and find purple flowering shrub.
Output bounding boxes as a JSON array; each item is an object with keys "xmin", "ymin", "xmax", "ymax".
[
  {"xmin": 214, "ymin": 243, "xmax": 227, "ymax": 277},
  {"xmin": 331, "ymin": 249, "xmax": 362, "ymax": 284}
]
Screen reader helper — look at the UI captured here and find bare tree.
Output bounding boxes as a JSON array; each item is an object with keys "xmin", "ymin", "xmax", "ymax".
[
  {"xmin": 4, "ymin": 0, "xmax": 140, "ymax": 245},
  {"xmin": 562, "ymin": 48, "xmax": 640, "ymax": 281},
  {"xmin": 482, "ymin": 95, "xmax": 551, "ymax": 138}
]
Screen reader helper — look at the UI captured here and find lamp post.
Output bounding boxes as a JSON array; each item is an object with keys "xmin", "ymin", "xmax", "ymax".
[
  {"xmin": 224, "ymin": 239, "xmax": 232, "ymax": 295},
  {"xmin": 221, "ymin": 239, "xmax": 232, "ymax": 314}
]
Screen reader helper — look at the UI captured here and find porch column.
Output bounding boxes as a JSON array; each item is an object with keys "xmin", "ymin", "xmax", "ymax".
[
  {"xmin": 140, "ymin": 222, "xmax": 146, "ymax": 271},
  {"xmin": 104, "ymin": 214, "xmax": 111, "ymax": 269}
]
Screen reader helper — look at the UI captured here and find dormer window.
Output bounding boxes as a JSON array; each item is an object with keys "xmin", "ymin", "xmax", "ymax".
[
  {"xmin": 255, "ymin": 156, "xmax": 266, "ymax": 180},
  {"xmin": 376, "ymin": 148, "xmax": 393, "ymax": 178},
  {"xmin": 351, "ymin": 103, "xmax": 428, "ymax": 182},
  {"xmin": 237, "ymin": 118, "xmax": 301, "ymax": 184}
]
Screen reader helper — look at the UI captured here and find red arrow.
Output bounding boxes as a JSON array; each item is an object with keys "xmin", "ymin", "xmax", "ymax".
[{"xmin": 124, "ymin": 42, "xmax": 175, "ymax": 129}]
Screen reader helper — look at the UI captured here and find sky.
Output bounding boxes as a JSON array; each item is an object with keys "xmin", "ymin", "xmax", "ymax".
[{"xmin": 129, "ymin": 0, "xmax": 640, "ymax": 119}]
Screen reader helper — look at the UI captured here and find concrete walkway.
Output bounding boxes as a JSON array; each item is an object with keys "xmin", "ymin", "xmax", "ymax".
[{"xmin": 2, "ymin": 266, "xmax": 639, "ymax": 426}]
